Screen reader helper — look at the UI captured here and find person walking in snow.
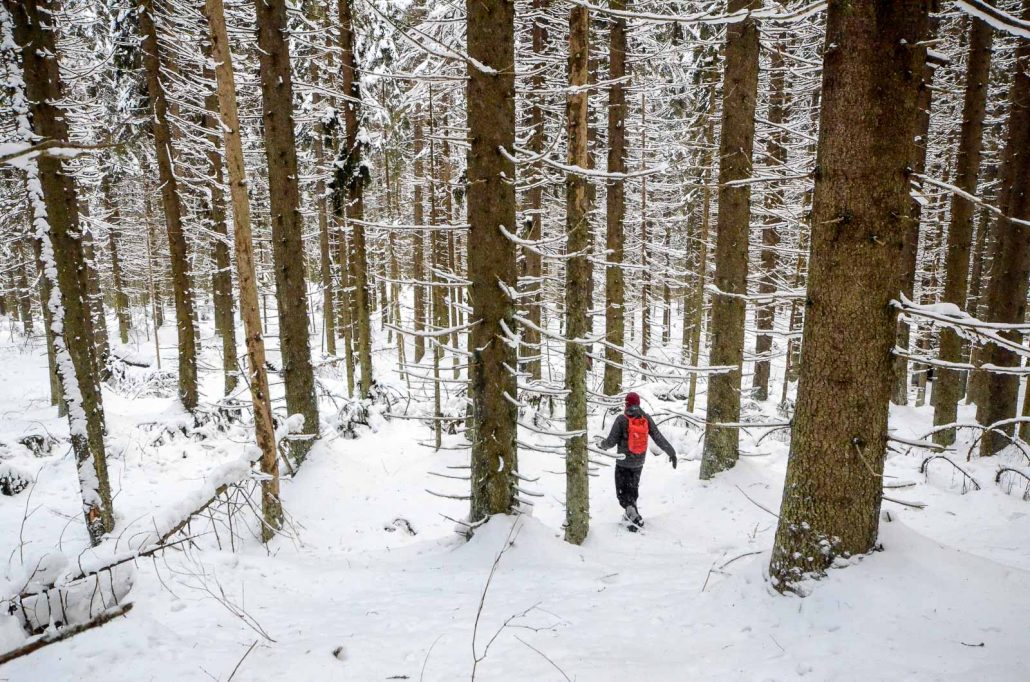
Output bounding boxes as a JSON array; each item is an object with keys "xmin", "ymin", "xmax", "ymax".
[{"xmin": 595, "ymin": 392, "xmax": 677, "ymax": 529}]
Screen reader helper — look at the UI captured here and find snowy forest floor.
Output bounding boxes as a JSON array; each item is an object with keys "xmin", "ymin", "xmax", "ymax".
[{"xmin": 1, "ymin": 317, "xmax": 1028, "ymax": 681}]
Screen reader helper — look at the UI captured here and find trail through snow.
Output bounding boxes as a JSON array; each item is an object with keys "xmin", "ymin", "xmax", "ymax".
[{"xmin": 0, "ymin": 324, "xmax": 1027, "ymax": 681}]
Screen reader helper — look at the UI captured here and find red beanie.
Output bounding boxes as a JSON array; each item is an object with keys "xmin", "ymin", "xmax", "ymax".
[{"xmin": 625, "ymin": 392, "xmax": 640, "ymax": 407}]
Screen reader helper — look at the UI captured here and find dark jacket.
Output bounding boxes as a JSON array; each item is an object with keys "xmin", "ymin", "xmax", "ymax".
[{"xmin": 598, "ymin": 405, "xmax": 675, "ymax": 470}]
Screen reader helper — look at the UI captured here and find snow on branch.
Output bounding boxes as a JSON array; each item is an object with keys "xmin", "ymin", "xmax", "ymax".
[
  {"xmin": 0, "ymin": 140, "xmax": 117, "ymax": 169},
  {"xmin": 893, "ymin": 294, "xmax": 1030, "ymax": 359},
  {"xmin": 915, "ymin": 173, "xmax": 1030, "ymax": 229},
  {"xmin": 955, "ymin": 0, "xmax": 1030, "ymax": 40},
  {"xmin": 567, "ymin": 0, "xmax": 828, "ymax": 26},
  {"xmin": 504, "ymin": 145, "xmax": 669, "ymax": 181}
]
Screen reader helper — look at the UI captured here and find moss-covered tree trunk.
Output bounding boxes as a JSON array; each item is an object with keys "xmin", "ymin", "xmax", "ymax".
[{"xmin": 564, "ymin": 5, "xmax": 591, "ymax": 545}]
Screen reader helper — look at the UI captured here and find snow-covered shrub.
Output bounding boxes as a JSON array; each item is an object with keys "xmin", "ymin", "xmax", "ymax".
[
  {"xmin": 17, "ymin": 433, "xmax": 58, "ymax": 457},
  {"xmin": 335, "ymin": 400, "xmax": 370, "ymax": 440},
  {"xmin": 0, "ymin": 463, "xmax": 31, "ymax": 496},
  {"xmin": 105, "ymin": 356, "xmax": 177, "ymax": 399}
]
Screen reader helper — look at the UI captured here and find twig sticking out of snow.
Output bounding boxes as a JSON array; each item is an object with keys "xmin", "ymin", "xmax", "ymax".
[
  {"xmin": 920, "ymin": 455, "xmax": 981, "ymax": 492},
  {"xmin": 735, "ymin": 485, "xmax": 779, "ymax": 518}
]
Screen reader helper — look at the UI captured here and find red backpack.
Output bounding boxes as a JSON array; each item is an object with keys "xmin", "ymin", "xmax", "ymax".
[{"xmin": 627, "ymin": 416, "xmax": 649, "ymax": 455}]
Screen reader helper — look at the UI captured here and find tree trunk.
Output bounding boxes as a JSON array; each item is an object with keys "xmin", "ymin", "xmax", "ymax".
[
  {"xmin": 202, "ymin": 0, "xmax": 281, "ymax": 540},
  {"xmin": 769, "ymin": 0, "xmax": 930, "ymax": 591},
  {"xmin": 202, "ymin": 65, "xmax": 239, "ymax": 397},
  {"xmin": 412, "ymin": 108, "xmax": 427, "ymax": 365},
  {"xmin": 79, "ymin": 203, "xmax": 110, "ymax": 376},
  {"xmin": 336, "ymin": 0, "xmax": 374, "ymax": 398},
  {"xmin": 699, "ymin": 0, "xmax": 760, "ymax": 479},
  {"xmin": 752, "ymin": 39, "xmax": 787, "ymax": 402},
  {"xmin": 467, "ymin": 0, "xmax": 519, "ymax": 522},
  {"xmin": 144, "ymin": 192, "xmax": 163, "ymax": 367},
  {"xmin": 428, "ymin": 86, "xmax": 444, "ymax": 449},
  {"xmin": 564, "ymin": 6, "xmax": 591, "ymax": 545},
  {"xmin": 138, "ymin": 0, "xmax": 199, "ymax": 410},
  {"xmin": 30, "ymin": 235, "xmax": 62, "ymax": 407},
  {"xmin": 6, "ymin": 0, "xmax": 114, "ymax": 544},
  {"xmin": 16, "ymin": 239, "xmax": 33, "ymax": 336},
  {"xmin": 686, "ymin": 83, "xmax": 717, "ymax": 413},
  {"xmin": 891, "ymin": 36, "xmax": 938, "ymax": 406},
  {"xmin": 103, "ymin": 179, "xmax": 131, "ymax": 345},
  {"xmin": 603, "ymin": 0, "xmax": 627, "ymax": 396},
  {"xmin": 523, "ymin": 0, "xmax": 548, "ymax": 383},
  {"xmin": 640, "ymin": 93, "xmax": 652, "ymax": 362},
  {"xmin": 308, "ymin": 20, "xmax": 336, "ymax": 358},
  {"xmin": 253, "ymin": 0, "xmax": 319, "ymax": 461},
  {"xmin": 975, "ymin": 1, "xmax": 1030, "ymax": 456}
]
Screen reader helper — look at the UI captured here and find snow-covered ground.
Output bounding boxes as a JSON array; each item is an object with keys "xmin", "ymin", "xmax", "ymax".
[{"xmin": 1, "ymin": 315, "xmax": 1028, "ymax": 681}]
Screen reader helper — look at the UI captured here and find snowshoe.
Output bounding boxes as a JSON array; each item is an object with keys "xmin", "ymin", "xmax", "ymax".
[{"xmin": 623, "ymin": 505, "xmax": 645, "ymax": 531}]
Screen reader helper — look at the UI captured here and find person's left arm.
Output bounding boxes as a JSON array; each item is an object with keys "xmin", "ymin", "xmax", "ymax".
[{"xmin": 646, "ymin": 415, "xmax": 677, "ymax": 468}]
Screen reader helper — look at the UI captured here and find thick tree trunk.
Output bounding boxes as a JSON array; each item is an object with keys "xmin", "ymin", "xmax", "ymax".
[
  {"xmin": 564, "ymin": 6, "xmax": 591, "ymax": 545},
  {"xmin": 699, "ymin": 0, "xmax": 760, "ymax": 479},
  {"xmin": 467, "ymin": 0, "xmax": 519, "ymax": 522},
  {"xmin": 6, "ymin": 0, "xmax": 114, "ymax": 544},
  {"xmin": 337, "ymin": 0, "xmax": 374, "ymax": 398},
  {"xmin": 253, "ymin": 0, "xmax": 319, "ymax": 461},
  {"xmin": 603, "ymin": 0, "xmax": 627, "ymax": 396},
  {"xmin": 975, "ymin": 1, "xmax": 1030, "ymax": 456},
  {"xmin": 931, "ymin": 18, "xmax": 991, "ymax": 444},
  {"xmin": 202, "ymin": 0, "xmax": 281, "ymax": 540},
  {"xmin": 769, "ymin": 0, "xmax": 930, "ymax": 591},
  {"xmin": 138, "ymin": 0, "xmax": 199, "ymax": 410}
]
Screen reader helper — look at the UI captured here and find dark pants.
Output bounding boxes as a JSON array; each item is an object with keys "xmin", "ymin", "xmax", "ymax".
[{"xmin": 615, "ymin": 466, "xmax": 642, "ymax": 510}]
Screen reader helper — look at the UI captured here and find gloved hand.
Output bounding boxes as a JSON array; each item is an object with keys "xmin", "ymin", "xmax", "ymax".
[
  {"xmin": 591, "ymin": 434, "xmax": 604, "ymax": 447},
  {"xmin": 668, "ymin": 453, "xmax": 678, "ymax": 469}
]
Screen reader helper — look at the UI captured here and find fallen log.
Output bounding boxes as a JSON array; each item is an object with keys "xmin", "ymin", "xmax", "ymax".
[{"xmin": 0, "ymin": 603, "xmax": 133, "ymax": 666}]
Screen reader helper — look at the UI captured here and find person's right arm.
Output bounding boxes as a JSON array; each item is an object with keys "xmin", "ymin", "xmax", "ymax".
[{"xmin": 597, "ymin": 416, "xmax": 625, "ymax": 450}]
